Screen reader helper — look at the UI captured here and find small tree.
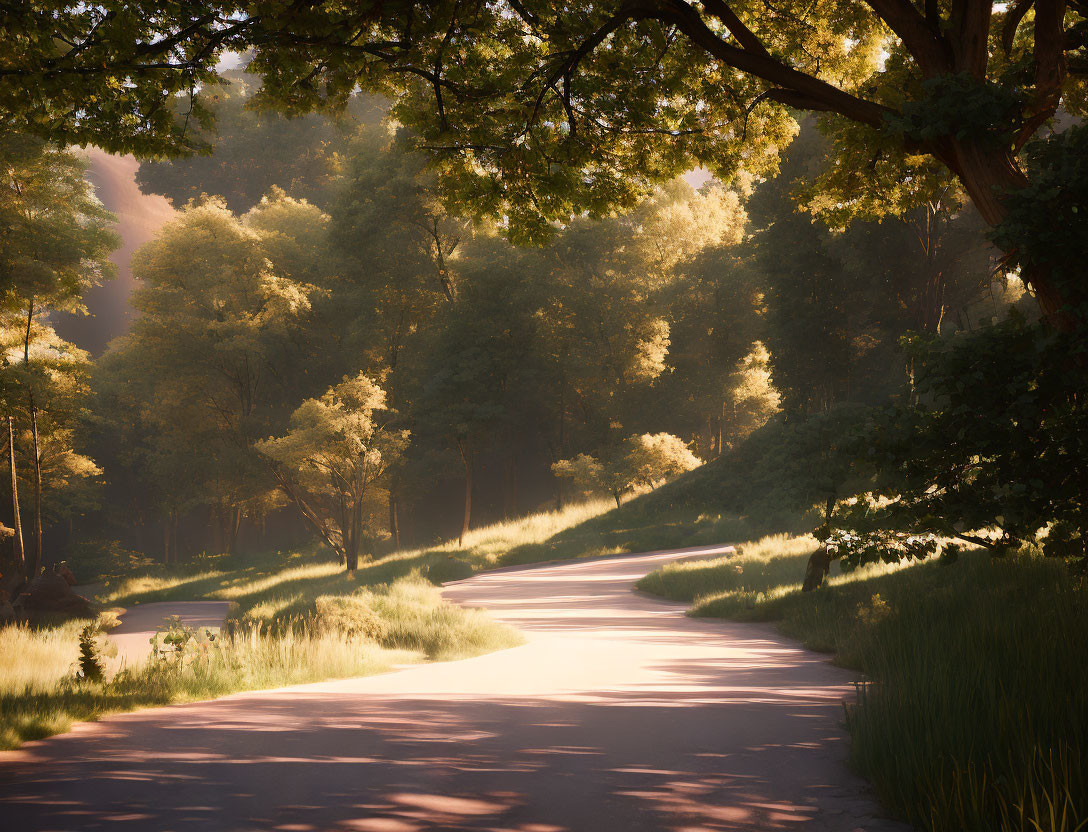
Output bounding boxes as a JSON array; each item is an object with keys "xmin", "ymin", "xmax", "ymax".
[
  {"xmin": 550, "ymin": 454, "xmax": 607, "ymax": 502},
  {"xmin": 722, "ymin": 342, "xmax": 781, "ymax": 449},
  {"xmin": 829, "ymin": 314, "xmax": 1088, "ymax": 570},
  {"xmin": 553, "ymin": 433, "xmax": 701, "ymax": 508},
  {"xmin": 258, "ymin": 373, "xmax": 407, "ymax": 572}
]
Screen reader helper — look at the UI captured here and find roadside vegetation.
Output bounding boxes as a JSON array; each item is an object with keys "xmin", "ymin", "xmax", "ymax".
[
  {"xmin": 0, "ymin": 574, "xmax": 521, "ymax": 750},
  {"xmin": 639, "ymin": 536, "xmax": 1088, "ymax": 832},
  {"xmin": 3, "ymin": 7, "xmax": 1088, "ymax": 831},
  {"xmin": 2, "ymin": 491, "xmax": 731, "ymax": 751}
]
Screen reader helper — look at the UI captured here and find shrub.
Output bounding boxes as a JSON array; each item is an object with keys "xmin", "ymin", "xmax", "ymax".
[
  {"xmin": 314, "ymin": 595, "xmax": 387, "ymax": 641},
  {"xmin": 67, "ymin": 539, "xmax": 156, "ymax": 583}
]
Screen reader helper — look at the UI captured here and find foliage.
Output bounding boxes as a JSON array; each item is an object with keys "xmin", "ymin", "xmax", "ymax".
[
  {"xmin": 550, "ymin": 454, "xmax": 606, "ymax": 501},
  {"xmin": 749, "ymin": 122, "xmax": 995, "ymax": 414},
  {"xmin": 721, "ymin": 342, "xmax": 781, "ymax": 447},
  {"xmin": 0, "ymin": 131, "xmax": 118, "ymax": 306},
  {"xmin": 617, "ymin": 432, "xmax": 703, "ymax": 493},
  {"xmin": 640, "ymin": 538, "xmax": 1088, "ymax": 832},
  {"xmin": 553, "ymin": 432, "xmax": 701, "ymax": 507},
  {"xmin": 136, "ymin": 72, "xmax": 382, "ymax": 213},
  {"xmin": 0, "ymin": 132, "xmax": 115, "ymax": 579},
  {"xmin": 94, "ymin": 195, "xmax": 322, "ymax": 554},
  {"xmin": 258, "ymin": 373, "xmax": 408, "ymax": 570},
  {"xmin": 829, "ymin": 314, "xmax": 1088, "ymax": 568},
  {"xmin": 7, "ymin": 4, "xmax": 1087, "ymax": 329},
  {"xmin": 993, "ymin": 123, "xmax": 1088, "ymax": 321},
  {"xmin": 75, "ymin": 624, "xmax": 103, "ymax": 682}
]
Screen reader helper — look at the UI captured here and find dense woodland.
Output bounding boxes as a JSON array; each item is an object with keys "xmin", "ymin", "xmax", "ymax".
[
  {"xmin": 0, "ymin": 69, "xmax": 1034, "ymax": 583},
  {"xmin": 2, "ymin": 5, "xmax": 1088, "ymax": 831},
  {"xmin": 0, "ymin": 2, "xmax": 1085, "ymax": 589}
]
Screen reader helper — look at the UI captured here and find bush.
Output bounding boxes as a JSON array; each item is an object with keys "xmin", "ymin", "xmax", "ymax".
[
  {"xmin": 830, "ymin": 314, "xmax": 1088, "ymax": 567},
  {"xmin": 67, "ymin": 539, "xmax": 156, "ymax": 584},
  {"xmin": 314, "ymin": 595, "xmax": 387, "ymax": 641}
]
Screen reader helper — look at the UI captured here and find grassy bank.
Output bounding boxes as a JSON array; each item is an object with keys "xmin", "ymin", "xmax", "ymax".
[
  {"xmin": 2, "ymin": 490, "xmax": 748, "ymax": 750},
  {"xmin": 0, "ymin": 577, "xmax": 521, "ymax": 750},
  {"xmin": 638, "ymin": 537, "xmax": 1088, "ymax": 832},
  {"xmin": 100, "ymin": 495, "xmax": 761, "ymax": 622}
]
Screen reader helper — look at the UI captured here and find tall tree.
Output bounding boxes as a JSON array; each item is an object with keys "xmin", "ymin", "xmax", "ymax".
[
  {"xmin": 135, "ymin": 72, "xmax": 384, "ymax": 213},
  {"xmin": 0, "ymin": 132, "xmax": 115, "ymax": 577},
  {"xmin": 11, "ymin": 5, "xmax": 1085, "ymax": 321},
  {"xmin": 101, "ymin": 198, "xmax": 315, "ymax": 554}
]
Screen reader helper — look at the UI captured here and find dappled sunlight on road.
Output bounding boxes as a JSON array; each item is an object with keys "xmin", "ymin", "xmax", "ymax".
[{"xmin": 0, "ymin": 545, "xmax": 910, "ymax": 831}]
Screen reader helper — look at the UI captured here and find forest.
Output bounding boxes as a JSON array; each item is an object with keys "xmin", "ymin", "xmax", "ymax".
[
  {"xmin": 1, "ymin": 4, "xmax": 1087, "ymax": 832},
  {"xmin": 0, "ymin": 75, "xmax": 1028, "ymax": 580}
]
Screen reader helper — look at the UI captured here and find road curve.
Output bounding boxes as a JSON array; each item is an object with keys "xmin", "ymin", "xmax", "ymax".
[
  {"xmin": 107, "ymin": 600, "xmax": 233, "ymax": 666},
  {"xmin": 0, "ymin": 546, "xmax": 911, "ymax": 832}
]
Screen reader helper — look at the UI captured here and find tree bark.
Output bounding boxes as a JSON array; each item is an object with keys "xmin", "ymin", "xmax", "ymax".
[
  {"xmin": 346, "ymin": 499, "xmax": 362, "ymax": 573},
  {"xmin": 28, "ymin": 392, "xmax": 42, "ymax": 579},
  {"xmin": 803, "ymin": 494, "xmax": 837, "ymax": 592},
  {"xmin": 457, "ymin": 438, "xmax": 472, "ymax": 546},
  {"xmin": 270, "ymin": 468, "xmax": 347, "ymax": 563},
  {"xmin": 7, "ymin": 416, "xmax": 25, "ymax": 578},
  {"xmin": 950, "ymin": 142, "xmax": 1071, "ymax": 325},
  {"xmin": 802, "ymin": 547, "xmax": 832, "ymax": 592}
]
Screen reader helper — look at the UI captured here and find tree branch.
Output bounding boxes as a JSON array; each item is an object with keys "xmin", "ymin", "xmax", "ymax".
[
  {"xmin": 644, "ymin": 0, "xmax": 892, "ymax": 128},
  {"xmin": 862, "ymin": 0, "xmax": 951, "ymax": 74},
  {"xmin": 1001, "ymin": 0, "xmax": 1035, "ymax": 53},
  {"xmin": 1014, "ymin": 0, "xmax": 1068, "ymax": 150},
  {"xmin": 699, "ymin": 0, "xmax": 769, "ymax": 54},
  {"xmin": 949, "ymin": 0, "xmax": 994, "ymax": 76}
]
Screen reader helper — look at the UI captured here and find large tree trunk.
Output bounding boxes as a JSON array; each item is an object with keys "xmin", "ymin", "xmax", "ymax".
[
  {"xmin": 7, "ymin": 416, "xmax": 25, "ymax": 578},
  {"xmin": 952, "ymin": 143, "xmax": 1070, "ymax": 325}
]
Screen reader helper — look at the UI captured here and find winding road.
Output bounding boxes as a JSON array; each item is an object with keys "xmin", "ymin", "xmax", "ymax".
[{"xmin": 0, "ymin": 546, "xmax": 910, "ymax": 831}]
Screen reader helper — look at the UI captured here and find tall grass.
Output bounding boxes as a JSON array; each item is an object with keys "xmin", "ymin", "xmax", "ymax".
[
  {"xmin": 0, "ymin": 621, "xmax": 85, "ymax": 696},
  {"xmin": 0, "ymin": 578, "xmax": 521, "ymax": 750},
  {"xmin": 0, "ymin": 621, "xmax": 409, "ymax": 750},
  {"xmin": 639, "ymin": 538, "xmax": 1088, "ymax": 832}
]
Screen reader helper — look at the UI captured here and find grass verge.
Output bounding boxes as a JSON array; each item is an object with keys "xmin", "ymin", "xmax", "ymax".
[
  {"xmin": 638, "ymin": 536, "xmax": 1088, "ymax": 832},
  {"xmin": 3, "ymin": 490, "xmax": 757, "ymax": 751},
  {"xmin": 100, "ymin": 496, "xmax": 759, "ymax": 621},
  {"xmin": 0, "ymin": 577, "xmax": 521, "ymax": 750}
]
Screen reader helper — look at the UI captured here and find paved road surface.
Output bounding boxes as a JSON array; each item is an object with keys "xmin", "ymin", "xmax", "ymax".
[
  {"xmin": 106, "ymin": 601, "xmax": 233, "ymax": 666},
  {"xmin": 0, "ymin": 546, "xmax": 910, "ymax": 831}
]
